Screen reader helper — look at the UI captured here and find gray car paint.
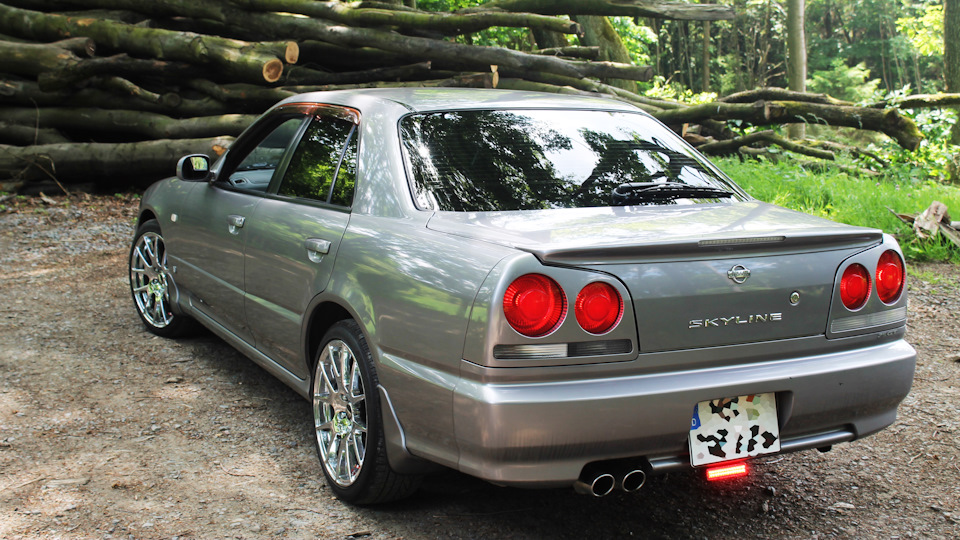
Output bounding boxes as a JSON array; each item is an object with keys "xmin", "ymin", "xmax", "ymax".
[{"xmin": 137, "ymin": 88, "xmax": 916, "ymax": 489}]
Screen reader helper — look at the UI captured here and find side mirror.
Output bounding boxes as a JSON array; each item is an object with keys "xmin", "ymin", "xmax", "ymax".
[{"xmin": 176, "ymin": 154, "xmax": 212, "ymax": 182}]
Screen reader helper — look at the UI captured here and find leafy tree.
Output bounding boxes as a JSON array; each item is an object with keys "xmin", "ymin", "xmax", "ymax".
[
  {"xmin": 787, "ymin": 0, "xmax": 807, "ymax": 138},
  {"xmin": 946, "ymin": 0, "xmax": 960, "ymax": 144}
]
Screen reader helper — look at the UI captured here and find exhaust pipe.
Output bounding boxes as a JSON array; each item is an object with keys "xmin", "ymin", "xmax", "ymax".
[
  {"xmin": 573, "ymin": 465, "xmax": 616, "ymax": 497},
  {"xmin": 618, "ymin": 468, "xmax": 646, "ymax": 493}
]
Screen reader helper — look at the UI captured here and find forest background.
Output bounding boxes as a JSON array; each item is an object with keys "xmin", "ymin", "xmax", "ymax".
[{"xmin": 1, "ymin": 0, "xmax": 960, "ymax": 262}]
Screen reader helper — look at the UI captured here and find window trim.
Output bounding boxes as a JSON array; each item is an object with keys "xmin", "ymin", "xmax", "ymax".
[{"xmin": 269, "ymin": 107, "xmax": 361, "ymax": 209}]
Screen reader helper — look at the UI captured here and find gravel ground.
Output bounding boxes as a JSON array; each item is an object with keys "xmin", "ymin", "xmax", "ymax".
[{"xmin": 1, "ymin": 195, "xmax": 958, "ymax": 539}]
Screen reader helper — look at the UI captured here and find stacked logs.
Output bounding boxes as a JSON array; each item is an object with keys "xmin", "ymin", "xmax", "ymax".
[{"xmin": 0, "ymin": 0, "xmax": 935, "ymax": 192}]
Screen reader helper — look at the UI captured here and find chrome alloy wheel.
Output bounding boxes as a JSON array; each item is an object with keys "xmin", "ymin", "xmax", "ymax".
[
  {"xmin": 130, "ymin": 231, "xmax": 174, "ymax": 329},
  {"xmin": 313, "ymin": 339, "xmax": 368, "ymax": 487}
]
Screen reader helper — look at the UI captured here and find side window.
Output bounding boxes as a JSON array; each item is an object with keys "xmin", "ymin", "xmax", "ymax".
[
  {"xmin": 228, "ymin": 118, "xmax": 304, "ymax": 191},
  {"xmin": 277, "ymin": 116, "xmax": 356, "ymax": 205},
  {"xmin": 330, "ymin": 129, "xmax": 357, "ymax": 207}
]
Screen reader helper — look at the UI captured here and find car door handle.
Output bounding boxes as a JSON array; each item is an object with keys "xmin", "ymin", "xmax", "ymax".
[
  {"xmin": 227, "ymin": 215, "xmax": 245, "ymax": 235},
  {"xmin": 304, "ymin": 238, "xmax": 332, "ymax": 263}
]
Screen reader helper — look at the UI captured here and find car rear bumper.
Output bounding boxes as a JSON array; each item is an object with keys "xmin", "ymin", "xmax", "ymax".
[{"xmin": 451, "ymin": 338, "xmax": 916, "ymax": 488}]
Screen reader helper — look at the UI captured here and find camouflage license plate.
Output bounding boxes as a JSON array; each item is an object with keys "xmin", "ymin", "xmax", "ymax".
[{"xmin": 689, "ymin": 393, "xmax": 781, "ymax": 467}]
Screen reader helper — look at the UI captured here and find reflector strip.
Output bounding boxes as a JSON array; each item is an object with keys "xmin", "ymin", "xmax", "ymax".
[
  {"xmin": 705, "ymin": 462, "xmax": 748, "ymax": 481},
  {"xmin": 830, "ymin": 306, "xmax": 906, "ymax": 333}
]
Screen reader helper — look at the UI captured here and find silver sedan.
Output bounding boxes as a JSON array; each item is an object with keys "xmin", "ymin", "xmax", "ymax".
[{"xmin": 129, "ymin": 88, "xmax": 915, "ymax": 504}]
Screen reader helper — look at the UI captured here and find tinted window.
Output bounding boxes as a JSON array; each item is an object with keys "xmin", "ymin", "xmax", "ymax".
[
  {"xmin": 400, "ymin": 110, "xmax": 744, "ymax": 211},
  {"xmin": 330, "ymin": 129, "xmax": 357, "ymax": 207},
  {"xmin": 229, "ymin": 118, "xmax": 304, "ymax": 190},
  {"xmin": 234, "ymin": 118, "xmax": 302, "ymax": 172},
  {"xmin": 278, "ymin": 116, "xmax": 355, "ymax": 204}
]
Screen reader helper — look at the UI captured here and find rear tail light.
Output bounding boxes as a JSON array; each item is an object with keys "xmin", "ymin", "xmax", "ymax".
[
  {"xmin": 875, "ymin": 250, "xmax": 904, "ymax": 304},
  {"xmin": 575, "ymin": 282, "xmax": 623, "ymax": 334},
  {"xmin": 840, "ymin": 263, "xmax": 870, "ymax": 310},
  {"xmin": 503, "ymin": 274, "xmax": 566, "ymax": 337},
  {"xmin": 705, "ymin": 462, "xmax": 748, "ymax": 481}
]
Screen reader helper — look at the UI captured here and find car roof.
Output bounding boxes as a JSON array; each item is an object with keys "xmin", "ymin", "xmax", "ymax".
[{"xmin": 272, "ymin": 87, "xmax": 643, "ymax": 114}]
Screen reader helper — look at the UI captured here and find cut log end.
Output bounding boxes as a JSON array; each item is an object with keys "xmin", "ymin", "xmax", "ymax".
[
  {"xmin": 262, "ymin": 59, "xmax": 283, "ymax": 83},
  {"xmin": 285, "ymin": 42, "xmax": 299, "ymax": 65}
]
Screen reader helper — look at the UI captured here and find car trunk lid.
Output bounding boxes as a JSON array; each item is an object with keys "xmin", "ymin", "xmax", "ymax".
[{"xmin": 427, "ymin": 202, "xmax": 882, "ymax": 352}]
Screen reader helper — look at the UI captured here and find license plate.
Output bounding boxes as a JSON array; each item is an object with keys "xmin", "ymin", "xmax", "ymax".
[{"xmin": 689, "ymin": 393, "xmax": 781, "ymax": 467}]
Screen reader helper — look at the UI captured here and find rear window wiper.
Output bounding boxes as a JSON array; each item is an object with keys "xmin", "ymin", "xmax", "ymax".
[{"xmin": 611, "ymin": 182, "xmax": 734, "ymax": 205}]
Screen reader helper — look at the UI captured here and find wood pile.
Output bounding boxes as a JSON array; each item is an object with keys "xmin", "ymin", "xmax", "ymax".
[{"xmin": 0, "ymin": 0, "xmax": 935, "ymax": 193}]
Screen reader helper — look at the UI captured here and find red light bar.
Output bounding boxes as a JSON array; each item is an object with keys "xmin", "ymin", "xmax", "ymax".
[{"xmin": 705, "ymin": 462, "xmax": 748, "ymax": 481}]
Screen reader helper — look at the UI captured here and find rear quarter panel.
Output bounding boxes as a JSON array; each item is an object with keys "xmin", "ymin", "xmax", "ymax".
[{"xmin": 324, "ymin": 213, "xmax": 514, "ymax": 468}]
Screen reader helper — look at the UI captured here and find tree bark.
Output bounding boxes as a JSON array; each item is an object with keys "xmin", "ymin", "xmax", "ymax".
[
  {"xmin": 37, "ymin": 53, "xmax": 205, "ymax": 91},
  {"xmin": 231, "ymin": 0, "xmax": 581, "ymax": 36},
  {"xmin": 0, "ymin": 122, "xmax": 71, "ymax": 146},
  {"xmin": 2, "ymin": 107, "xmax": 254, "ymax": 140},
  {"xmin": 697, "ymin": 130, "xmax": 834, "ymax": 160},
  {"xmin": 722, "ymin": 87, "xmax": 851, "ymax": 106},
  {"xmin": 533, "ymin": 46, "xmax": 599, "ymax": 60},
  {"xmin": 946, "ymin": 0, "xmax": 960, "ymax": 144},
  {"xmin": 786, "ymin": 0, "xmax": 806, "ymax": 139},
  {"xmin": 872, "ymin": 93, "xmax": 960, "ymax": 109},
  {"xmin": 654, "ymin": 100, "xmax": 923, "ymax": 150},
  {"xmin": 283, "ymin": 62, "xmax": 436, "ymax": 85},
  {"xmin": 0, "ymin": 137, "xmax": 234, "ymax": 184},
  {"xmin": 0, "ymin": 39, "xmax": 87, "ymax": 78},
  {"xmin": 2, "ymin": 78, "xmax": 232, "ymax": 116},
  {"xmin": 0, "ymin": 3, "xmax": 293, "ymax": 83},
  {"xmin": 223, "ymin": 9, "xmax": 654, "ymax": 83},
  {"xmin": 470, "ymin": 0, "xmax": 736, "ymax": 20},
  {"xmin": 572, "ymin": 15, "xmax": 637, "ymax": 92}
]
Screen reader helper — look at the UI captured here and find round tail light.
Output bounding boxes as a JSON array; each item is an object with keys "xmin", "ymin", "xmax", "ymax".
[
  {"xmin": 840, "ymin": 263, "xmax": 871, "ymax": 310},
  {"xmin": 575, "ymin": 282, "xmax": 623, "ymax": 334},
  {"xmin": 876, "ymin": 250, "xmax": 904, "ymax": 304},
  {"xmin": 503, "ymin": 274, "xmax": 566, "ymax": 337}
]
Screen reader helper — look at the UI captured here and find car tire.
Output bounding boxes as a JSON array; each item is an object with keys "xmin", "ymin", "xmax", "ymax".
[
  {"xmin": 311, "ymin": 320, "xmax": 421, "ymax": 504},
  {"xmin": 129, "ymin": 219, "xmax": 197, "ymax": 338}
]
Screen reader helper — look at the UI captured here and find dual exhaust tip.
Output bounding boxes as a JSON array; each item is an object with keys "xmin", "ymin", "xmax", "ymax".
[{"xmin": 573, "ymin": 463, "xmax": 646, "ymax": 497}]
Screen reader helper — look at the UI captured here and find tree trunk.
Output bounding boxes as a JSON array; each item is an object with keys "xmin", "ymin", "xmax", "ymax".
[
  {"xmin": 2, "ymin": 78, "xmax": 232, "ymax": 116},
  {"xmin": 786, "ymin": 0, "xmax": 807, "ymax": 139},
  {"xmin": 531, "ymin": 29, "xmax": 570, "ymax": 50},
  {"xmin": 533, "ymin": 46, "xmax": 599, "ymax": 60},
  {"xmin": 571, "ymin": 15, "xmax": 637, "ymax": 92},
  {"xmin": 946, "ymin": 0, "xmax": 960, "ymax": 144},
  {"xmin": 0, "ymin": 137, "xmax": 234, "ymax": 183},
  {"xmin": 37, "ymin": 54, "xmax": 205, "ymax": 91},
  {"xmin": 0, "ymin": 3, "xmax": 294, "ymax": 83},
  {"xmin": 224, "ymin": 9, "xmax": 653, "ymax": 83},
  {"xmin": 0, "ymin": 122, "xmax": 71, "ymax": 146},
  {"xmin": 654, "ymin": 100, "xmax": 922, "ymax": 150},
  {"xmin": 470, "ymin": 0, "xmax": 736, "ymax": 20},
  {"xmin": 0, "ymin": 39, "xmax": 88, "ymax": 78},
  {"xmin": 697, "ymin": 130, "xmax": 835, "ymax": 159},
  {"xmin": 702, "ymin": 9, "xmax": 711, "ymax": 93},
  {"xmin": 232, "ymin": 0, "xmax": 580, "ymax": 36},
  {"xmin": 2, "ymin": 107, "xmax": 254, "ymax": 139}
]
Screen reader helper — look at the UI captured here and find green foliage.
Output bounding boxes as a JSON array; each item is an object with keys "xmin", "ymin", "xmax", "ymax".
[
  {"xmin": 897, "ymin": 3, "xmax": 944, "ymax": 57},
  {"xmin": 806, "ymin": 59, "xmax": 880, "ymax": 102},
  {"xmin": 720, "ymin": 157, "xmax": 960, "ymax": 262},
  {"xmin": 608, "ymin": 17, "xmax": 655, "ymax": 65},
  {"xmin": 418, "ymin": 0, "xmax": 535, "ymax": 49},
  {"xmin": 644, "ymin": 76, "xmax": 717, "ymax": 104},
  {"xmin": 866, "ymin": 91, "xmax": 959, "ymax": 183}
]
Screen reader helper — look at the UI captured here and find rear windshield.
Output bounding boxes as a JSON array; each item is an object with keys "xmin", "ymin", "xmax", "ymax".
[{"xmin": 400, "ymin": 109, "xmax": 746, "ymax": 212}]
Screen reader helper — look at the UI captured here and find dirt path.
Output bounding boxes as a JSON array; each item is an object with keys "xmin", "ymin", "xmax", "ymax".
[{"xmin": 1, "ymin": 195, "xmax": 958, "ymax": 539}]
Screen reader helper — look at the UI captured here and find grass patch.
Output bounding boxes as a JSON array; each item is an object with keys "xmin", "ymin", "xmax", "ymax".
[{"xmin": 717, "ymin": 157, "xmax": 960, "ymax": 262}]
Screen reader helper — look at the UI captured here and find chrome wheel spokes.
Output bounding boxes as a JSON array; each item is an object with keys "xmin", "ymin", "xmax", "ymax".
[
  {"xmin": 313, "ymin": 339, "xmax": 367, "ymax": 487},
  {"xmin": 130, "ymin": 231, "xmax": 174, "ymax": 328}
]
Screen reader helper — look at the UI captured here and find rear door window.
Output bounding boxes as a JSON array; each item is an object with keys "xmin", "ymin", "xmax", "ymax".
[{"xmin": 277, "ymin": 115, "xmax": 357, "ymax": 207}]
